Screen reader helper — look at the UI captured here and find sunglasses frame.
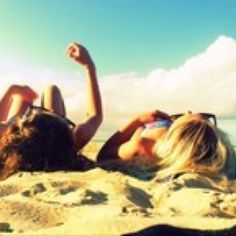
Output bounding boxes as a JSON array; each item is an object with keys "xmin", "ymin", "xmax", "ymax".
[
  {"xmin": 170, "ymin": 112, "xmax": 217, "ymax": 126},
  {"xmin": 23, "ymin": 105, "xmax": 76, "ymax": 128}
]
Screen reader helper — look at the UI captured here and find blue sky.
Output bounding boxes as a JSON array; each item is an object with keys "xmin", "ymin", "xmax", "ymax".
[
  {"xmin": 1, "ymin": 0, "xmax": 236, "ymax": 75},
  {"xmin": 1, "ymin": 0, "xmax": 236, "ymax": 141}
]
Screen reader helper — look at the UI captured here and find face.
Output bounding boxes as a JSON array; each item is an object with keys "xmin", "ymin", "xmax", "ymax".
[
  {"xmin": 141, "ymin": 113, "xmax": 205, "ymax": 147},
  {"xmin": 140, "ymin": 112, "xmax": 216, "ymax": 157}
]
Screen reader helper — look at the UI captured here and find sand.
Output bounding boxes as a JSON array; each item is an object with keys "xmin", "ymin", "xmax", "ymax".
[{"xmin": 0, "ymin": 142, "xmax": 236, "ymax": 235}]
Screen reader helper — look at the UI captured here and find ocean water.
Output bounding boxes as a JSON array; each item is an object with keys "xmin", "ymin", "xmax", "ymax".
[{"xmin": 218, "ymin": 119, "xmax": 236, "ymax": 146}]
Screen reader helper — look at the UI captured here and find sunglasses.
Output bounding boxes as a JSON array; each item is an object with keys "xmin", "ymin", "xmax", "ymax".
[
  {"xmin": 22, "ymin": 105, "xmax": 76, "ymax": 128},
  {"xmin": 170, "ymin": 113, "xmax": 217, "ymax": 126}
]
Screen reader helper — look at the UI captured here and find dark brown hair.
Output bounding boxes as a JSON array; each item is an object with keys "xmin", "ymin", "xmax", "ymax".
[{"xmin": 0, "ymin": 113, "xmax": 77, "ymax": 179}]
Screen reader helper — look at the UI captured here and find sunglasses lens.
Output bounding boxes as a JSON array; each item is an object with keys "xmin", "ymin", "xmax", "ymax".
[
  {"xmin": 207, "ymin": 116, "xmax": 216, "ymax": 126},
  {"xmin": 207, "ymin": 117, "xmax": 213, "ymax": 123},
  {"xmin": 199, "ymin": 114, "xmax": 216, "ymax": 126}
]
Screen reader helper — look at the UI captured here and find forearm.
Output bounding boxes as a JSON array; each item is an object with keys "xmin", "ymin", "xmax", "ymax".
[
  {"xmin": 97, "ymin": 110, "xmax": 169, "ymax": 162},
  {"xmin": 84, "ymin": 64, "xmax": 102, "ymax": 125},
  {"xmin": 100, "ymin": 117, "xmax": 142, "ymax": 150},
  {"xmin": 118, "ymin": 117, "xmax": 143, "ymax": 142},
  {"xmin": 118, "ymin": 109, "xmax": 171, "ymax": 143},
  {"xmin": 118, "ymin": 140, "xmax": 137, "ymax": 161},
  {"xmin": 96, "ymin": 118, "xmax": 142, "ymax": 162}
]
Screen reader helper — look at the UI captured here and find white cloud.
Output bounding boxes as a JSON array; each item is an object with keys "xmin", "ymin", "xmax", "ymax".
[
  {"xmin": 1, "ymin": 35, "xmax": 236, "ymax": 139},
  {"xmin": 101, "ymin": 36, "xmax": 236, "ymax": 122}
]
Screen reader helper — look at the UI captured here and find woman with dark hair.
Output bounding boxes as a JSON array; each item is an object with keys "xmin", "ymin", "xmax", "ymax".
[{"xmin": 0, "ymin": 43, "xmax": 102, "ymax": 179}]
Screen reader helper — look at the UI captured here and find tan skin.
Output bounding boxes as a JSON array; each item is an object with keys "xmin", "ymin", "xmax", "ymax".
[
  {"xmin": 0, "ymin": 85, "xmax": 38, "ymax": 135},
  {"xmin": 0, "ymin": 43, "xmax": 102, "ymax": 153},
  {"xmin": 66, "ymin": 43, "xmax": 102, "ymax": 151},
  {"xmin": 97, "ymin": 111, "xmax": 206, "ymax": 164}
]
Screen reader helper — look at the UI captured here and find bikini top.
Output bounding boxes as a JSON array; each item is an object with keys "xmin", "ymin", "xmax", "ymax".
[{"xmin": 144, "ymin": 120, "xmax": 172, "ymax": 130}]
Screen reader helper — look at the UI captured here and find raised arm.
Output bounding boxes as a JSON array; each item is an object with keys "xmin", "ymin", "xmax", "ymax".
[
  {"xmin": 97, "ymin": 110, "xmax": 170, "ymax": 162},
  {"xmin": 67, "ymin": 43, "xmax": 103, "ymax": 151}
]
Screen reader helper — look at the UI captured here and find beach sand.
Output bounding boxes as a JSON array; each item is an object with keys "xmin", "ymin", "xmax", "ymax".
[{"xmin": 0, "ymin": 142, "xmax": 236, "ymax": 235}]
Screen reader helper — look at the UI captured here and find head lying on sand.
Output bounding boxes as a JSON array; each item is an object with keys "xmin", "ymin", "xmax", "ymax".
[
  {"xmin": 97, "ymin": 111, "xmax": 236, "ymax": 179},
  {"xmin": 0, "ymin": 43, "xmax": 102, "ymax": 180}
]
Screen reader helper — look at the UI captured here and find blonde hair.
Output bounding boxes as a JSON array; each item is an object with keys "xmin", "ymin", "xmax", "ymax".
[{"xmin": 154, "ymin": 117, "xmax": 231, "ymax": 179}]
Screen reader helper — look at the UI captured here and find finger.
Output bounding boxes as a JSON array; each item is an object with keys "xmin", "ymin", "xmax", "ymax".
[
  {"xmin": 70, "ymin": 47, "xmax": 80, "ymax": 59},
  {"xmin": 67, "ymin": 42, "xmax": 83, "ymax": 51},
  {"xmin": 66, "ymin": 46, "xmax": 76, "ymax": 57},
  {"xmin": 66, "ymin": 43, "xmax": 77, "ymax": 56}
]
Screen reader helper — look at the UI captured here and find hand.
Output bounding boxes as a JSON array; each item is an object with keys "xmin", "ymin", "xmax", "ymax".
[
  {"xmin": 66, "ymin": 42, "xmax": 94, "ymax": 67},
  {"xmin": 137, "ymin": 110, "xmax": 170, "ymax": 124}
]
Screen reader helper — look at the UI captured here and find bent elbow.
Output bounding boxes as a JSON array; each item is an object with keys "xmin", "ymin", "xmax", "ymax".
[
  {"xmin": 92, "ymin": 111, "xmax": 103, "ymax": 128},
  {"xmin": 97, "ymin": 114, "xmax": 103, "ymax": 127}
]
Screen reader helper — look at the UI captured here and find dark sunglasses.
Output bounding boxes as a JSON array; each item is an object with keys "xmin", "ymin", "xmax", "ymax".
[
  {"xmin": 22, "ymin": 105, "xmax": 76, "ymax": 128},
  {"xmin": 170, "ymin": 113, "xmax": 217, "ymax": 126}
]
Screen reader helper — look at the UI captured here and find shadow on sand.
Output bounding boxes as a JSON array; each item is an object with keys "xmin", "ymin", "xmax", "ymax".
[{"xmin": 123, "ymin": 224, "xmax": 236, "ymax": 236}]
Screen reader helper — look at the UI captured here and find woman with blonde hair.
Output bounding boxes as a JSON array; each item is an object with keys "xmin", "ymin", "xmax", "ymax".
[
  {"xmin": 0, "ymin": 42, "xmax": 102, "ymax": 179},
  {"xmin": 97, "ymin": 111, "xmax": 235, "ymax": 179}
]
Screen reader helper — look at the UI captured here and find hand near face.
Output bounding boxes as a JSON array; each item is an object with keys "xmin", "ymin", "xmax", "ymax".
[{"xmin": 137, "ymin": 110, "xmax": 170, "ymax": 124}]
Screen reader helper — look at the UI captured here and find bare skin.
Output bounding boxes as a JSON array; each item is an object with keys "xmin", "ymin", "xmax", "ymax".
[
  {"xmin": 0, "ymin": 43, "xmax": 103, "ymax": 153},
  {"xmin": 0, "ymin": 85, "xmax": 38, "ymax": 135},
  {"xmin": 97, "ymin": 110, "xmax": 170, "ymax": 163},
  {"xmin": 97, "ymin": 112, "xmax": 207, "ymax": 164},
  {"xmin": 66, "ymin": 43, "xmax": 103, "ymax": 151}
]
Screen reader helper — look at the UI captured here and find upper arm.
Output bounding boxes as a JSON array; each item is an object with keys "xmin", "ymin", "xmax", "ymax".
[{"xmin": 72, "ymin": 116, "xmax": 102, "ymax": 152}]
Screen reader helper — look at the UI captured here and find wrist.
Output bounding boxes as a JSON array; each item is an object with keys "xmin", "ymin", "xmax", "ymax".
[
  {"xmin": 136, "ymin": 117, "xmax": 146, "ymax": 125},
  {"xmin": 84, "ymin": 62, "xmax": 96, "ymax": 73}
]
